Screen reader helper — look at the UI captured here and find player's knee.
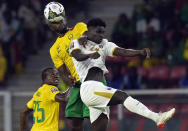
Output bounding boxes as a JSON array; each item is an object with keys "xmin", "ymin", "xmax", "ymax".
[
  {"xmin": 108, "ymin": 90, "xmax": 129, "ymax": 106},
  {"xmin": 117, "ymin": 90, "xmax": 129, "ymax": 100}
]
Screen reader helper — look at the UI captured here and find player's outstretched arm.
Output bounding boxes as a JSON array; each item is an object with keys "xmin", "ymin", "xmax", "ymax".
[
  {"xmin": 55, "ymin": 87, "xmax": 72, "ymax": 103},
  {"xmin": 71, "ymin": 49, "xmax": 100, "ymax": 61},
  {"xmin": 20, "ymin": 106, "xmax": 33, "ymax": 131},
  {"xmin": 58, "ymin": 65, "xmax": 76, "ymax": 87},
  {"xmin": 113, "ymin": 47, "xmax": 150, "ymax": 59}
]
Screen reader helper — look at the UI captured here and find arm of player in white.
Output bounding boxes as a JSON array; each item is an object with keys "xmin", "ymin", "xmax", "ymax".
[{"xmin": 70, "ymin": 39, "xmax": 100, "ymax": 61}]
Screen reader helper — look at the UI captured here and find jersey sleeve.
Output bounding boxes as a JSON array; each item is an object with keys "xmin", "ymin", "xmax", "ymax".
[
  {"xmin": 27, "ymin": 98, "xmax": 34, "ymax": 109},
  {"xmin": 69, "ymin": 39, "xmax": 81, "ymax": 55},
  {"xmin": 49, "ymin": 86, "xmax": 60, "ymax": 101},
  {"xmin": 104, "ymin": 40, "xmax": 118, "ymax": 57},
  {"xmin": 50, "ymin": 46, "xmax": 64, "ymax": 69},
  {"xmin": 74, "ymin": 22, "xmax": 88, "ymax": 36}
]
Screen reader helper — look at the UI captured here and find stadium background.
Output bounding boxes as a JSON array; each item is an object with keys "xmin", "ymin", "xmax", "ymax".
[{"xmin": 0, "ymin": 0, "xmax": 188, "ymax": 130}]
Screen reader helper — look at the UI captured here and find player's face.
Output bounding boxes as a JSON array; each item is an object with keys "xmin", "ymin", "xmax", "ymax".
[
  {"xmin": 48, "ymin": 19, "xmax": 67, "ymax": 34},
  {"xmin": 87, "ymin": 26, "xmax": 105, "ymax": 44},
  {"xmin": 46, "ymin": 69, "xmax": 60, "ymax": 86}
]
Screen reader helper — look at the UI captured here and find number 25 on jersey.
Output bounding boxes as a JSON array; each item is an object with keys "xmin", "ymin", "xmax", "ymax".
[{"xmin": 33, "ymin": 101, "xmax": 45, "ymax": 124}]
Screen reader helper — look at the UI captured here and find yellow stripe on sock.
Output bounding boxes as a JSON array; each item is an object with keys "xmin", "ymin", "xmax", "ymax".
[{"xmin": 94, "ymin": 92, "xmax": 114, "ymax": 99}]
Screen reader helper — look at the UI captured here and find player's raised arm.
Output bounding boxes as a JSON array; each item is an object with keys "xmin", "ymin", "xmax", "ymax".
[
  {"xmin": 55, "ymin": 87, "xmax": 72, "ymax": 102},
  {"xmin": 71, "ymin": 49, "xmax": 100, "ymax": 61},
  {"xmin": 70, "ymin": 39, "xmax": 100, "ymax": 61},
  {"xmin": 20, "ymin": 106, "xmax": 33, "ymax": 131},
  {"xmin": 113, "ymin": 47, "xmax": 151, "ymax": 59}
]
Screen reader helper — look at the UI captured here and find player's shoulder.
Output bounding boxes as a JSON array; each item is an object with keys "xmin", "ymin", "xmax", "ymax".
[
  {"xmin": 71, "ymin": 22, "xmax": 87, "ymax": 32},
  {"xmin": 32, "ymin": 87, "xmax": 42, "ymax": 98},
  {"xmin": 102, "ymin": 39, "xmax": 115, "ymax": 45},
  {"xmin": 75, "ymin": 22, "xmax": 87, "ymax": 29},
  {"xmin": 101, "ymin": 39, "xmax": 109, "ymax": 45}
]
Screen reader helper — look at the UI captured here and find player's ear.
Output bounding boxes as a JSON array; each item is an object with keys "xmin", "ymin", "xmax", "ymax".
[
  {"xmin": 82, "ymin": 31, "xmax": 88, "ymax": 36},
  {"xmin": 78, "ymin": 34, "xmax": 88, "ymax": 47}
]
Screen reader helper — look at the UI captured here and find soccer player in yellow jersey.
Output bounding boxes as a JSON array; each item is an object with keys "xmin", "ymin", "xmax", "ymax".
[
  {"xmin": 20, "ymin": 68, "xmax": 71, "ymax": 131},
  {"xmin": 43, "ymin": 2, "xmax": 97, "ymax": 131}
]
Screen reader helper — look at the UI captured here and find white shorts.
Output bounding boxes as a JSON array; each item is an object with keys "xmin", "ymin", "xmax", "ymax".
[{"xmin": 80, "ymin": 81, "xmax": 117, "ymax": 123}]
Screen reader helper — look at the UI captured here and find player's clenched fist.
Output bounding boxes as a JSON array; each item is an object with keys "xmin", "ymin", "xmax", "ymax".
[
  {"xmin": 88, "ymin": 52, "xmax": 100, "ymax": 59},
  {"xmin": 141, "ymin": 48, "xmax": 151, "ymax": 59}
]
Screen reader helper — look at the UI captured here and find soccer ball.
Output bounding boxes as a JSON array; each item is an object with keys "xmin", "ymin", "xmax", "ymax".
[{"xmin": 44, "ymin": 2, "xmax": 65, "ymax": 22}]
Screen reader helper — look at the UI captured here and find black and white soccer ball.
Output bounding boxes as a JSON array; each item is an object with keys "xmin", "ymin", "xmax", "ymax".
[{"xmin": 44, "ymin": 2, "xmax": 65, "ymax": 22}]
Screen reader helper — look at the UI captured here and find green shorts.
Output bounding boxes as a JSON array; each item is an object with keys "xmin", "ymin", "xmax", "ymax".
[{"xmin": 65, "ymin": 77, "xmax": 107, "ymax": 118}]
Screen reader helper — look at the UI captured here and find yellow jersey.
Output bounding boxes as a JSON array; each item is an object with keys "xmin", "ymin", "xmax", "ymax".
[
  {"xmin": 50, "ymin": 22, "xmax": 87, "ymax": 82},
  {"xmin": 27, "ymin": 84, "xmax": 60, "ymax": 131}
]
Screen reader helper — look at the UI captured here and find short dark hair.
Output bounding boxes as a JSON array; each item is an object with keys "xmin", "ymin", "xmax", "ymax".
[
  {"xmin": 87, "ymin": 18, "xmax": 106, "ymax": 28},
  {"xmin": 41, "ymin": 67, "xmax": 54, "ymax": 81}
]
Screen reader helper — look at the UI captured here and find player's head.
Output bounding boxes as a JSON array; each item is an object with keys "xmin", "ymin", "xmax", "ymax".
[
  {"xmin": 44, "ymin": 2, "xmax": 67, "ymax": 34},
  {"xmin": 42, "ymin": 67, "xmax": 60, "ymax": 86},
  {"xmin": 86, "ymin": 18, "xmax": 106, "ymax": 44}
]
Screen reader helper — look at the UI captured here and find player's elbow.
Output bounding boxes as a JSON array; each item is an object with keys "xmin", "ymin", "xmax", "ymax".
[
  {"xmin": 57, "ymin": 97, "xmax": 68, "ymax": 103},
  {"xmin": 55, "ymin": 94, "xmax": 68, "ymax": 103},
  {"xmin": 72, "ymin": 54, "xmax": 83, "ymax": 61},
  {"xmin": 75, "ymin": 57, "xmax": 84, "ymax": 61}
]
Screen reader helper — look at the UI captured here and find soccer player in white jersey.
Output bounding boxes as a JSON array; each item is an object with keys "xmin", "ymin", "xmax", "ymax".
[{"xmin": 69, "ymin": 18, "xmax": 175, "ymax": 131}]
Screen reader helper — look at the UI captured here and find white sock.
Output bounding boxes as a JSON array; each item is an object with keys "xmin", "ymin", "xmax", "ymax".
[{"xmin": 123, "ymin": 96, "xmax": 159, "ymax": 122}]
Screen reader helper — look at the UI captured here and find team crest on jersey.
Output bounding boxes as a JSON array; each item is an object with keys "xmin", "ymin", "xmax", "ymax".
[
  {"xmin": 51, "ymin": 87, "xmax": 59, "ymax": 93},
  {"xmin": 107, "ymin": 87, "xmax": 112, "ymax": 90}
]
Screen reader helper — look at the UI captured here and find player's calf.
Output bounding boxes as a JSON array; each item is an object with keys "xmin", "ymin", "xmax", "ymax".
[{"xmin": 123, "ymin": 96, "xmax": 175, "ymax": 127}]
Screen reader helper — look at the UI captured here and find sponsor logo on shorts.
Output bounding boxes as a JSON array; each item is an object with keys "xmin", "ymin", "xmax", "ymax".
[
  {"xmin": 99, "ymin": 44, "xmax": 103, "ymax": 48},
  {"xmin": 107, "ymin": 87, "xmax": 112, "ymax": 90}
]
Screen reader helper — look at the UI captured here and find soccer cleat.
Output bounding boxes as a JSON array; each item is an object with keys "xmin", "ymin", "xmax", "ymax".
[{"xmin": 156, "ymin": 108, "xmax": 176, "ymax": 127}]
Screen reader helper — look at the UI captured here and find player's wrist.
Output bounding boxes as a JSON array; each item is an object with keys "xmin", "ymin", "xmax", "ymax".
[{"xmin": 140, "ymin": 49, "xmax": 145, "ymax": 56}]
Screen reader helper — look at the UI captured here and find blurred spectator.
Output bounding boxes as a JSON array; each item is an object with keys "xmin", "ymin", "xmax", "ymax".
[
  {"xmin": 136, "ymin": 10, "xmax": 160, "ymax": 34},
  {"xmin": 179, "ymin": 67, "xmax": 188, "ymax": 88},
  {"xmin": 122, "ymin": 66, "xmax": 142, "ymax": 90},
  {"xmin": 158, "ymin": 0, "xmax": 176, "ymax": 31},
  {"xmin": 0, "ymin": 44, "xmax": 7, "ymax": 86},
  {"xmin": 179, "ymin": 1, "xmax": 188, "ymax": 26},
  {"xmin": 183, "ymin": 39, "xmax": 188, "ymax": 62},
  {"xmin": 18, "ymin": 0, "xmax": 39, "ymax": 54},
  {"xmin": 111, "ymin": 13, "xmax": 136, "ymax": 48},
  {"xmin": 1, "ymin": 9, "xmax": 21, "ymax": 73},
  {"xmin": 107, "ymin": 64, "xmax": 124, "ymax": 89}
]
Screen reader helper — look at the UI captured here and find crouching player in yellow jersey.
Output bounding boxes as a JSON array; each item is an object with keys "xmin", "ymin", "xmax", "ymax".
[
  {"xmin": 20, "ymin": 68, "xmax": 71, "ymax": 131},
  {"xmin": 43, "ymin": 2, "xmax": 105, "ymax": 131}
]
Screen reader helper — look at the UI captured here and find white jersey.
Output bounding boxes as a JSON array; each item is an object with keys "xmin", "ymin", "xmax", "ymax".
[{"xmin": 69, "ymin": 39, "xmax": 118, "ymax": 83}]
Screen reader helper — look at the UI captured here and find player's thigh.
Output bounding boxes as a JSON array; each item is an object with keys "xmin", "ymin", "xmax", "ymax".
[{"xmin": 80, "ymin": 81, "xmax": 117, "ymax": 108}]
